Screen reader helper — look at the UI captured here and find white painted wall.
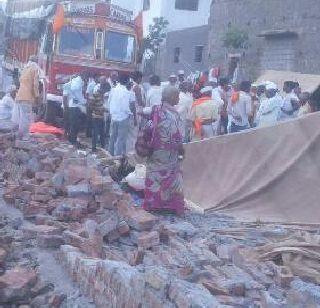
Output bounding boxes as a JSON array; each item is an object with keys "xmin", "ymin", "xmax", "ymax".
[
  {"xmin": 111, "ymin": 0, "xmax": 142, "ymax": 15},
  {"xmin": 143, "ymin": 0, "xmax": 211, "ymax": 36}
]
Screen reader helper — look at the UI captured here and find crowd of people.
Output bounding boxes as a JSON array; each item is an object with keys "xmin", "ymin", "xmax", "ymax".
[{"xmin": 0, "ymin": 58, "xmax": 317, "ymax": 216}]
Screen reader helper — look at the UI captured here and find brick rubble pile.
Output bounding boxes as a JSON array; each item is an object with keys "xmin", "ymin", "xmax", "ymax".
[{"xmin": 1, "ymin": 125, "xmax": 320, "ymax": 307}]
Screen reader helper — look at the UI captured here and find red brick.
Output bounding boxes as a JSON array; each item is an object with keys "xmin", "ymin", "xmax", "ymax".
[
  {"xmin": 129, "ymin": 248, "xmax": 145, "ymax": 266},
  {"xmin": 138, "ymin": 231, "xmax": 160, "ymax": 249},
  {"xmin": 37, "ymin": 235, "xmax": 64, "ymax": 249},
  {"xmin": 117, "ymin": 200, "xmax": 158, "ymax": 231},
  {"xmin": 22, "ymin": 225, "xmax": 62, "ymax": 239},
  {"xmin": 0, "ymin": 248, "xmax": 7, "ymax": 266},
  {"xmin": 95, "ymin": 191, "xmax": 122, "ymax": 209},
  {"xmin": 35, "ymin": 172, "xmax": 54, "ymax": 182},
  {"xmin": 32, "ymin": 194, "xmax": 52, "ymax": 203},
  {"xmin": 0, "ymin": 267, "xmax": 37, "ymax": 302},
  {"xmin": 18, "ymin": 191, "xmax": 32, "ymax": 202},
  {"xmin": 22, "ymin": 202, "xmax": 49, "ymax": 216},
  {"xmin": 117, "ymin": 221, "xmax": 130, "ymax": 236}
]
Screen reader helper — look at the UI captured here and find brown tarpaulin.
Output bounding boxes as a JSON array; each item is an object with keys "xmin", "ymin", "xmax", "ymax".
[
  {"xmin": 183, "ymin": 112, "xmax": 320, "ymax": 224},
  {"xmin": 256, "ymin": 70, "xmax": 320, "ymax": 93}
]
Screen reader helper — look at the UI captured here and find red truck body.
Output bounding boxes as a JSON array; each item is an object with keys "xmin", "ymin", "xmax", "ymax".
[{"xmin": 4, "ymin": 0, "xmax": 139, "ymax": 102}]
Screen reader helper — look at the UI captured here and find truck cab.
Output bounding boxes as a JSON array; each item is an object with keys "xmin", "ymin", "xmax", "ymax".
[{"xmin": 4, "ymin": 1, "xmax": 139, "ymax": 103}]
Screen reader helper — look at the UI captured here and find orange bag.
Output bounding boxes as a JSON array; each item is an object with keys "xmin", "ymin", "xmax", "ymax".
[{"xmin": 29, "ymin": 122, "xmax": 64, "ymax": 136}]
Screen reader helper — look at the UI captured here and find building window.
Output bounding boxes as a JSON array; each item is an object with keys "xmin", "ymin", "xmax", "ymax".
[
  {"xmin": 143, "ymin": 0, "xmax": 150, "ymax": 11},
  {"xmin": 194, "ymin": 45, "xmax": 204, "ymax": 63},
  {"xmin": 175, "ymin": 0, "xmax": 199, "ymax": 11},
  {"xmin": 174, "ymin": 47, "xmax": 180, "ymax": 63}
]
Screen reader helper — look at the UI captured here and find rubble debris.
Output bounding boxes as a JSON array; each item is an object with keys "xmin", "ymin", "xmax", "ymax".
[{"xmin": 1, "ymin": 129, "xmax": 320, "ymax": 307}]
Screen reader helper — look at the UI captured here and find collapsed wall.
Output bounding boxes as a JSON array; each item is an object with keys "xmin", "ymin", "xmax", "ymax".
[{"xmin": 1, "ymin": 121, "xmax": 320, "ymax": 307}]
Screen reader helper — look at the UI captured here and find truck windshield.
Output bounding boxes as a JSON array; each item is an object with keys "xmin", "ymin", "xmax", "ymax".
[
  {"xmin": 59, "ymin": 26, "xmax": 94, "ymax": 57},
  {"xmin": 105, "ymin": 31, "xmax": 135, "ymax": 63}
]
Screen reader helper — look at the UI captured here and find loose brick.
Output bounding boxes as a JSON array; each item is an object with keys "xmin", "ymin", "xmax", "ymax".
[
  {"xmin": 117, "ymin": 200, "xmax": 158, "ymax": 231},
  {"xmin": 138, "ymin": 231, "xmax": 160, "ymax": 249}
]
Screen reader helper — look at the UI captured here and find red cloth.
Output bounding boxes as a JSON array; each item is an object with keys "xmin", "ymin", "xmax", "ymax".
[
  {"xmin": 53, "ymin": 4, "xmax": 65, "ymax": 34},
  {"xmin": 29, "ymin": 122, "xmax": 64, "ymax": 136}
]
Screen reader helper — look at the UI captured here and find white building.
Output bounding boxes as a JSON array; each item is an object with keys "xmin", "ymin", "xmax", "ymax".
[{"xmin": 142, "ymin": 0, "xmax": 211, "ymax": 36}]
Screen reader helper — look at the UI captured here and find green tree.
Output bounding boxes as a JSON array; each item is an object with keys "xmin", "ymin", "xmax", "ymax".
[
  {"xmin": 222, "ymin": 26, "xmax": 249, "ymax": 50},
  {"xmin": 144, "ymin": 17, "xmax": 169, "ymax": 54}
]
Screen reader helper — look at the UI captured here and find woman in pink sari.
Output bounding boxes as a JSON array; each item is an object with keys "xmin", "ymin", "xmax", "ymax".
[{"xmin": 143, "ymin": 86, "xmax": 185, "ymax": 215}]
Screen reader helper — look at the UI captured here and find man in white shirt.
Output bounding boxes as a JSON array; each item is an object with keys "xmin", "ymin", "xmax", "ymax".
[
  {"xmin": 85, "ymin": 74, "xmax": 98, "ymax": 138},
  {"xmin": 227, "ymin": 81, "xmax": 253, "ymax": 133},
  {"xmin": 280, "ymin": 81, "xmax": 300, "ymax": 121},
  {"xmin": 212, "ymin": 77, "xmax": 229, "ymax": 134},
  {"xmin": 257, "ymin": 82, "xmax": 282, "ymax": 128},
  {"xmin": 108, "ymin": 74, "xmax": 134, "ymax": 156},
  {"xmin": 176, "ymin": 81, "xmax": 193, "ymax": 142},
  {"xmin": 144, "ymin": 75, "xmax": 162, "ymax": 115},
  {"xmin": 68, "ymin": 72, "xmax": 87, "ymax": 146}
]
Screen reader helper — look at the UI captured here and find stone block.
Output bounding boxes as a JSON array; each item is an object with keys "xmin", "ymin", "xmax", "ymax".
[
  {"xmin": 98, "ymin": 216, "xmax": 119, "ymax": 238},
  {"xmin": 35, "ymin": 172, "xmax": 54, "ymax": 182},
  {"xmin": 37, "ymin": 235, "xmax": 65, "ymax": 249},
  {"xmin": 129, "ymin": 248, "xmax": 145, "ymax": 266},
  {"xmin": 95, "ymin": 191, "xmax": 123, "ymax": 209},
  {"xmin": 275, "ymin": 266, "xmax": 294, "ymax": 288},
  {"xmin": 63, "ymin": 231, "xmax": 87, "ymax": 249},
  {"xmin": 32, "ymin": 194, "xmax": 52, "ymax": 203},
  {"xmin": 144, "ymin": 267, "xmax": 170, "ymax": 291},
  {"xmin": 287, "ymin": 280, "xmax": 320, "ymax": 307},
  {"xmin": 22, "ymin": 202, "xmax": 49, "ymax": 216},
  {"xmin": 117, "ymin": 221, "xmax": 130, "ymax": 236},
  {"xmin": 168, "ymin": 279, "xmax": 219, "ymax": 307},
  {"xmin": 52, "ymin": 146, "xmax": 70, "ymax": 157},
  {"xmin": 0, "ymin": 247, "xmax": 7, "ymax": 266},
  {"xmin": 201, "ymin": 280, "xmax": 229, "ymax": 296},
  {"xmin": 117, "ymin": 200, "xmax": 158, "ymax": 231},
  {"xmin": 18, "ymin": 191, "xmax": 32, "ymax": 202},
  {"xmin": 14, "ymin": 140, "xmax": 36, "ymax": 151},
  {"xmin": 0, "ymin": 267, "xmax": 37, "ymax": 303},
  {"xmin": 22, "ymin": 225, "xmax": 62, "ymax": 240},
  {"xmin": 66, "ymin": 184, "xmax": 90, "ymax": 198},
  {"xmin": 138, "ymin": 231, "xmax": 160, "ymax": 249},
  {"xmin": 52, "ymin": 199, "xmax": 88, "ymax": 222}
]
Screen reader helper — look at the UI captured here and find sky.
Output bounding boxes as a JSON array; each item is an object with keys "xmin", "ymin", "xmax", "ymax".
[
  {"xmin": 0, "ymin": 0, "xmax": 141, "ymax": 14},
  {"xmin": 112, "ymin": 0, "xmax": 141, "ymax": 15}
]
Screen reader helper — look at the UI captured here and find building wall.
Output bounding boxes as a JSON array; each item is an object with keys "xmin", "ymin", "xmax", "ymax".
[
  {"xmin": 159, "ymin": 25, "xmax": 209, "ymax": 79},
  {"xmin": 208, "ymin": 0, "xmax": 320, "ymax": 80},
  {"xmin": 143, "ymin": 0, "xmax": 211, "ymax": 36}
]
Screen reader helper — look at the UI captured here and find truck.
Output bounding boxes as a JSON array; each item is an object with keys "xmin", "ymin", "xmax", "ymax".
[{"xmin": 3, "ymin": 0, "xmax": 139, "ymax": 103}]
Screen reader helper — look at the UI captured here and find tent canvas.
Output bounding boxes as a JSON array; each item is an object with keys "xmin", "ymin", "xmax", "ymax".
[
  {"xmin": 183, "ymin": 112, "xmax": 320, "ymax": 224},
  {"xmin": 256, "ymin": 70, "xmax": 320, "ymax": 93}
]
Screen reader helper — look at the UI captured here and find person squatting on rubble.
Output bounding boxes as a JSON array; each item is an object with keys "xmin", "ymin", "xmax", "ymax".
[
  {"xmin": 141, "ymin": 86, "xmax": 185, "ymax": 216},
  {"xmin": 15, "ymin": 55, "xmax": 40, "ymax": 137},
  {"xmin": 0, "ymin": 85, "xmax": 17, "ymax": 121}
]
